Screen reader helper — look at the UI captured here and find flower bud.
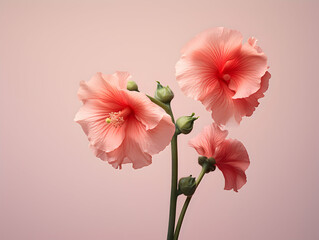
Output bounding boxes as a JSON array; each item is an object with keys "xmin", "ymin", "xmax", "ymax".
[
  {"xmin": 176, "ymin": 113, "xmax": 199, "ymax": 134},
  {"xmin": 178, "ymin": 175, "xmax": 196, "ymax": 196},
  {"xmin": 154, "ymin": 81, "xmax": 174, "ymax": 103},
  {"xmin": 198, "ymin": 156, "xmax": 216, "ymax": 173},
  {"xmin": 127, "ymin": 81, "xmax": 139, "ymax": 91}
]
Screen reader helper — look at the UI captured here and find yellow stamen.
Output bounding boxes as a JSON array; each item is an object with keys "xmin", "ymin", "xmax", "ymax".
[
  {"xmin": 105, "ymin": 108, "xmax": 132, "ymax": 128},
  {"xmin": 105, "ymin": 118, "xmax": 111, "ymax": 123}
]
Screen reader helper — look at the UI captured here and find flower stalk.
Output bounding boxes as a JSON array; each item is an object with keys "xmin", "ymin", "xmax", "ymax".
[
  {"xmin": 146, "ymin": 94, "xmax": 178, "ymax": 240},
  {"xmin": 167, "ymin": 131, "xmax": 178, "ymax": 240},
  {"xmin": 173, "ymin": 162, "xmax": 210, "ymax": 240}
]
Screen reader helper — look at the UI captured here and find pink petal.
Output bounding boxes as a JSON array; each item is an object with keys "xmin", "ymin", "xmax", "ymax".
[
  {"xmin": 229, "ymin": 41, "xmax": 268, "ymax": 99},
  {"xmin": 77, "ymin": 72, "xmax": 126, "ymax": 105},
  {"xmin": 125, "ymin": 91, "xmax": 164, "ymax": 130},
  {"xmin": 181, "ymin": 27, "xmax": 243, "ymax": 57},
  {"xmin": 214, "ymin": 139, "xmax": 250, "ymax": 192},
  {"xmin": 89, "ymin": 110, "xmax": 174, "ymax": 169},
  {"xmin": 92, "ymin": 136, "xmax": 152, "ymax": 170},
  {"xmin": 131, "ymin": 114, "xmax": 175, "ymax": 155},
  {"xmin": 232, "ymin": 71, "xmax": 271, "ymax": 123},
  {"xmin": 78, "ymin": 72, "xmax": 108, "ymax": 102},
  {"xmin": 102, "ymin": 71, "xmax": 131, "ymax": 90},
  {"xmin": 200, "ymin": 82, "xmax": 236, "ymax": 125},
  {"xmin": 189, "ymin": 123, "xmax": 228, "ymax": 158},
  {"xmin": 75, "ymin": 99, "xmax": 126, "ymax": 152},
  {"xmin": 248, "ymin": 37, "xmax": 263, "ymax": 53}
]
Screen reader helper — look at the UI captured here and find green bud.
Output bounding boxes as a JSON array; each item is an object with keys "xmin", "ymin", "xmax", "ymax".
[
  {"xmin": 198, "ymin": 156, "xmax": 216, "ymax": 173},
  {"xmin": 127, "ymin": 81, "xmax": 139, "ymax": 91},
  {"xmin": 178, "ymin": 175, "xmax": 197, "ymax": 196},
  {"xmin": 154, "ymin": 81, "xmax": 174, "ymax": 103},
  {"xmin": 176, "ymin": 113, "xmax": 199, "ymax": 134}
]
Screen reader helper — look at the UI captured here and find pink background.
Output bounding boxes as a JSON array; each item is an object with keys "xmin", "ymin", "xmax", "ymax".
[{"xmin": 1, "ymin": 0, "xmax": 319, "ymax": 239}]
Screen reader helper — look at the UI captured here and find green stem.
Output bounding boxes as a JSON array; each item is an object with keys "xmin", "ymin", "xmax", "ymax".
[
  {"xmin": 173, "ymin": 164, "xmax": 209, "ymax": 240},
  {"xmin": 146, "ymin": 94, "xmax": 177, "ymax": 240},
  {"xmin": 166, "ymin": 103, "xmax": 178, "ymax": 240},
  {"xmin": 167, "ymin": 132, "xmax": 178, "ymax": 240},
  {"xmin": 146, "ymin": 95, "xmax": 170, "ymax": 115}
]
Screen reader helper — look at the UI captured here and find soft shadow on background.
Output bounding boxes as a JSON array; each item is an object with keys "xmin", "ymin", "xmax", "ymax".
[{"xmin": 1, "ymin": 0, "xmax": 319, "ymax": 239}]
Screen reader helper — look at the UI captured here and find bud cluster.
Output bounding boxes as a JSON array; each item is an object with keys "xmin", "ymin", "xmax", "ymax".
[{"xmin": 198, "ymin": 156, "xmax": 216, "ymax": 173}]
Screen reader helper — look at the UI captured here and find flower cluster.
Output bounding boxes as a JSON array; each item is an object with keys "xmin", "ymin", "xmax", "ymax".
[{"xmin": 75, "ymin": 27, "xmax": 270, "ymax": 192}]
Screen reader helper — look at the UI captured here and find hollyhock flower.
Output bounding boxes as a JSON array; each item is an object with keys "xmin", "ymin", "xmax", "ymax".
[
  {"xmin": 74, "ymin": 71, "xmax": 175, "ymax": 169},
  {"xmin": 189, "ymin": 123, "xmax": 250, "ymax": 192},
  {"xmin": 176, "ymin": 27, "xmax": 270, "ymax": 125}
]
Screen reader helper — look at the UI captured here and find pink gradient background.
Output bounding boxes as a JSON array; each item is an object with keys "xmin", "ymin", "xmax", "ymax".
[{"xmin": 1, "ymin": 0, "xmax": 319, "ymax": 239}]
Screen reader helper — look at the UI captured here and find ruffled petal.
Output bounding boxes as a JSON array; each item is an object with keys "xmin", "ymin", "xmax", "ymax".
[
  {"xmin": 75, "ymin": 99, "xmax": 126, "ymax": 152},
  {"xmin": 125, "ymin": 91, "xmax": 164, "ymax": 130},
  {"xmin": 232, "ymin": 71, "xmax": 271, "ymax": 123},
  {"xmin": 214, "ymin": 139, "xmax": 250, "ymax": 192},
  {"xmin": 189, "ymin": 123, "xmax": 228, "ymax": 158},
  {"xmin": 102, "ymin": 71, "xmax": 131, "ymax": 90},
  {"xmin": 181, "ymin": 27, "xmax": 243, "ymax": 58},
  {"xmin": 200, "ymin": 82, "xmax": 236, "ymax": 126},
  {"xmin": 92, "ymin": 135, "xmax": 152, "ymax": 170},
  {"xmin": 78, "ymin": 72, "xmax": 108, "ymax": 102},
  {"xmin": 228, "ymin": 40, "xmax": 268, "ymax": 99},
  {"xmin": 77, "ymin": 72, "xmax": 127, "ymax": 108},
  {"xmin": 131, "ymin": 114, "xmax": 175, "ymax": 155}
]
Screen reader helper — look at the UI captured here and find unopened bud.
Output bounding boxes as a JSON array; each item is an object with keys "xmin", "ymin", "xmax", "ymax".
[
  {"xmin": 127, "ymin": 81, "xmax": 139, "ymax": 91},
  {"xmin": 154, "ymin": 81, "xmax": 174, "ymax": 103},
  {"xmin": 176, "ymin": 113, "xmax": 199, "ymax": 134},
  {"xmin": 198, "ymin": 156, "xmax": 216, "ymax": 173},
  {"xmin": 178, "ymin": 175, "xmax": 196, "ymax": 196}
]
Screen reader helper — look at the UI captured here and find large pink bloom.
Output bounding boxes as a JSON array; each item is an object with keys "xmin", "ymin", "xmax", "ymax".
[
  {"xmin": 176, "ymin": 27, "xmax": 270, "ymax": 125},
  {"xmin": 74, "ymin": 72, "xmax": 175, "ymax": 169},
  {"xmin": 189, "ymin": 123, "xmax": 250, "ymax": 192}
]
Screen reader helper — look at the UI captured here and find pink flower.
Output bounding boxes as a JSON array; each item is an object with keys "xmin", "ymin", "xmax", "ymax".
[
  {"xmin": 189, "ymin": 123, "xmax": 250, "ymax": 192},
  {"xmin": 176, "ymin": 27, "xmax": 270, "ymax": 125},
  {"xmin": 74, "ymin": 72, "xmax": 175, "ymax": 169}
]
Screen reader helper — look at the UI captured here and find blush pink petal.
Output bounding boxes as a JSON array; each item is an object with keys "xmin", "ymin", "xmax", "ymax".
[
  {"xmin": 90, "ymin": 114, "xmax": 175, "ymax": 169},
  {"xmin": 133, "ymin": 115, "xmax": 176, "ymax": 155},
  {"xmin": 176, "ymin": 27, "xmax": 270, "ymax": 125},
  {"xmin": 189, "ymin": 123, "xmax": 228, "ymax": 158},
  {"xmin": 214, "ymin": 139, "xmax": 250, "ymax": 192},
  {"xmin": 78, "ymin": 72, "xmax": 109, "ymax": 102},
  {"xmin": 74, "ymin": 99, "xmax": 126, "ymax": 152},
  {"xmin": 229, "ymin": 42, "xmax": 268, "ymax": 99},
  {"xmin": 77, "ymin": 72, "xmax": 127, "ymax": 106},
  {"xmin": 125, "ymin": 91, "xmax": 164, "ymax": 130},
  {"xmin": 200, "ymin": 82, "xmax": 236, "ymax": 126},
  {"xmin": 233, "ymin": 71, "xmax": 271, "ymax": 122},
  {"xmin": 102, "ymin": 71, "xmax": 131, "ymax": 90}
]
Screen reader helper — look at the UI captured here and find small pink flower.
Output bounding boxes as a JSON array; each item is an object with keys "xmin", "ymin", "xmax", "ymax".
[
  {"xmin": 74, "ymin": 72, "xmax": 175, "ymax": 169},
  {"xmin": 176, "ymin": 27, "xmax": 270, "ymax": 125},
  {"xmin": 189, "ymin": 123, "xmax": 250, "ymax": 192}
]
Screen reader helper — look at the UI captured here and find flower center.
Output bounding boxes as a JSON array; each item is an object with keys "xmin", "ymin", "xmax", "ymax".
[
  {"xmin": 105, "ymin": 107, "xmax": 132, "ymax": 128},
  {"xmin": 222, "ymin": 74, "xmax": 231, "ymax": 82}
]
